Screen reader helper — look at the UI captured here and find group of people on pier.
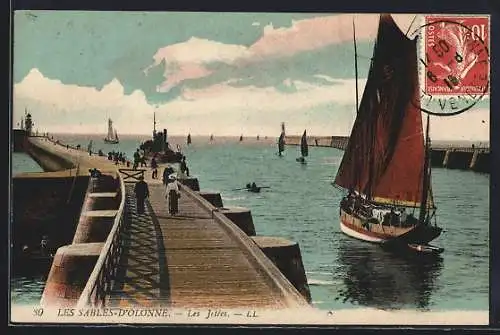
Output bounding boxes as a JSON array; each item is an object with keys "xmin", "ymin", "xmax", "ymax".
[
  {"xmin": 133, "ymin": 156, "xmax": 191, "ymax": 217},
  {"xmin": 133, "ymin": 149, "xmax": 148, "ymax": 170},
  {"xmin": 107, "ymin": 150, "xmax": 128, "ymax": 165}
]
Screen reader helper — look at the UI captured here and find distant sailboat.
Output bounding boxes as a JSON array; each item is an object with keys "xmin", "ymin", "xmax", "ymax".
[
  {"xmin": 210, "ymin": 134, "xmax": 214, "ymax": 142},
  {"xmin": 296, "ymin": 130, "xmax": 308, "ymax": 163},
  {"xmin": 278, "ymin": 122, "xmax": 286, "ymax": 157},
  {"xmin": 239, "ymin": 135, "xmax": 243, "ymax": 142},
  {"xmin": 187, "ymin": 133, "xmax": 192, "ymax": 145},
  {"xmin": 104, "ymin": 118, "xmax": 119, "ymax": 144}
]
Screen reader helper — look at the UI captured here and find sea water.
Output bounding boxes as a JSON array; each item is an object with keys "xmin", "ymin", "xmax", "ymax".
[{"xmin": 10, "ymin": 134, "xmax": 489, "ymax": 312}]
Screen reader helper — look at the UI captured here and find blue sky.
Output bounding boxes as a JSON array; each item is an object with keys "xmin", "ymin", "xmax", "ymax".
[{"xmin": 12, "ymin": 11, "xmax": 489, "ymax": 140}]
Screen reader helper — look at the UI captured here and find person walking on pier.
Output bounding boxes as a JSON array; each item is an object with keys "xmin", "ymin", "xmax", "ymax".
[
  {"xmin": 165, "ymin": 178, "xmax": 180, "ymax": 215},
  {"xmin": 133, "ymin": 149, "xmax": 141, "ymax": 170},
  {"xmin": 140, "ymin": 154, "xmax": 147, "ymax": 167},
  {"xmin": 163, "ymin": 165, "xmax": 175, "ymax": 185},
  {"xmin": 134, "ymin": 176, "xmax": 150, "ymax": 215},
  {"xmin": 151, "ymin": 156, "xmax": 158, "ymax": 179},
  {"xmin": 180, "ymin": 156, "xmax": 190, "ymax": 177}
]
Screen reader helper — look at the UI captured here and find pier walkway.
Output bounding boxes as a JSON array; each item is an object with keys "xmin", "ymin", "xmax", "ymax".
[
  {"xmin": 26, "ymin": 137, "xmax": 308, "ymax": 309},
  {"xmin": 108, "ymin": 182, "xmax": 289, "ymax": 308}
]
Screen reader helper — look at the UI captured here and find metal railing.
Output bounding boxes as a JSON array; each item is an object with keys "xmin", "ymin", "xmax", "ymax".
[
  {"xmin": 76, "ymin": 172, "xmax": 127, "ymax": 308},
  {"xmin": 118, "ymin": 168, "xmax": 146, "ymax": 183}
]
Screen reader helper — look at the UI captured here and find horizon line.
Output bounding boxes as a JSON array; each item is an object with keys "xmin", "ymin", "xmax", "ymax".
[{"xmin": 16, "ymin": 130, "xmax": 490, "ymax": 143}]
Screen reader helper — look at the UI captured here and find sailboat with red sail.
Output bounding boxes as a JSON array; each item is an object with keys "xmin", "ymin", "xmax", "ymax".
[{"xmin": 332, "ymin": 14, "xmax": 442, "ymax": 251}]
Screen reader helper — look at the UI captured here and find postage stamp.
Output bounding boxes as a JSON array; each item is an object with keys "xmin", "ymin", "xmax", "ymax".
[
  {"xmin": 411, "ymin": 15, "xmax": 490, "ymax": 116},
  {"xmin": 10, "ymin": 11, "xmax": 491, "ymax": 326}
]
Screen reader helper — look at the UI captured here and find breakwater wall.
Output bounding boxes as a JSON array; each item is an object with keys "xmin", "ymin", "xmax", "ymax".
[
  {"xmin": 41, "ymin": 172, "xmax": 123, "ymax": 307},
  {"xmin": 285, "ymin": 135, "xmax": 489, "ymax": 173},
  {"xmin": 13, "ymin": 129, "xmax": 27, "ymax": 152},
  {"xmin": 285, "ymin": 135, "xmax": 348, "ymax": 150},
  {"xmin": 11, "ymin": 175, "xmax": 90, "ymax": 273},
  {"xmin": 23, "ymin": 137, "xmax": 75, "ymax": 172},
  {"xmin": 431, "ymin": 148, "xmax": 489, "ymax": 173},
  {"xmin": 13, "ymin": 134, "xmax": 93, "ymax": 273}
]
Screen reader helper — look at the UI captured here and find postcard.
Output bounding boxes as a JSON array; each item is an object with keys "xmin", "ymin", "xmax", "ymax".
[{"xmin": 10, "ymin": 11, "xmax": 490, "ymax": 326}]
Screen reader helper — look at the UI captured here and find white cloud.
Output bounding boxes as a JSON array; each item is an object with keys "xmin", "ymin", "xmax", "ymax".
[
  {"xmin": 314, "ymin": 74, "xmax": 339, "ymax": 83},
  {"xmin": 147, "ymin": 14, "xmax": 418, "ymax": 90},
  {"xmin": 14, "ymin": 69, "xmax": 155, "ymax": 135},
  {"xmin": 144, "ymin": 37, "xmax": 253, "ymax": 92},
  {"xmin": 13, "ymin": 69, "xmax": 489, "ymax": 141},
  {"xmin": 176, "ymin": 78, "xmax": 368, "ymax": 112},
  {"xmin": 150, "ymin": 37, "xmax": 251, "ymax": 66}
]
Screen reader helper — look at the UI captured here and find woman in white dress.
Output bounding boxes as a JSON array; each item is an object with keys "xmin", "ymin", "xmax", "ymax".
[{"xmin": 165, "ymin": 178, "xmax": 181, "ymax": 215}]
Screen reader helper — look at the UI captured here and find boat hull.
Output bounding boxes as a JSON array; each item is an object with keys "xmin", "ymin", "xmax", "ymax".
[
  {"xmin": 104, "ymin": 138, "xmax": 119, "ymax": 144},
  {"xmin": 339, "ymin": 209, "xmax": 442, "ymax": 245},
  {"xmin": 149, "ymin": 151, "xmax": 183, "ymax": 164}
]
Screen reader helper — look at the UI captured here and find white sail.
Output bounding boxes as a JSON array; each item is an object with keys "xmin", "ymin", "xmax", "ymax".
[
  {"xmin": 107, "ymin": 119, "xmax": 113, "ymax": 139},
  {"xmin": 104, "ymin": 118, "xmax": 119, "ymax": 143}
]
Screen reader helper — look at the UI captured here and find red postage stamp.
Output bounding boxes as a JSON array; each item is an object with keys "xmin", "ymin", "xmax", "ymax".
[{"xmin": 423, "ymin": 16, "xmax": 489, "ymax": 96}]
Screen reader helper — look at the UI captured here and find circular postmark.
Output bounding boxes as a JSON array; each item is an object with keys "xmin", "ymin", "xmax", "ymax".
[{"xmin": 409, "ymin": 16, "xmax": 490, "ymax": 116}]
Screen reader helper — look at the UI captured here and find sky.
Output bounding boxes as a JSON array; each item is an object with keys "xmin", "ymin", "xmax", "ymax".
[{"xmin": 12, "ymin": 11, "xmax": 489, "ymax": 140}]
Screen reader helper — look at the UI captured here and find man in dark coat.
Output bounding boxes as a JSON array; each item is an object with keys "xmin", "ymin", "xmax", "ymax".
[{"xmin": 134, "ymin": 176, "xmax": 149, "ymax": 215}]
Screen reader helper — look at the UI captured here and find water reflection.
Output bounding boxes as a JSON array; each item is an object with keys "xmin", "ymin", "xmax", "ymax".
[
  {"xmin": 336, "ymin": 237, "xmax": 443, "ymax": 310},
  {"xmin": 10, "ymin": 273, "xmax": 46, "ymax": 304},
  {"xmin": 11, "ymin": 252, "xmax": 51, "ymax": 304}
]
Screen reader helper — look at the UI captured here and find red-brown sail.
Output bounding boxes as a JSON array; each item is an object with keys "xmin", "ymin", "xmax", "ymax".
[{"xmin": 335, "ymin": 14, "xmax": 429, "ymax": 207}]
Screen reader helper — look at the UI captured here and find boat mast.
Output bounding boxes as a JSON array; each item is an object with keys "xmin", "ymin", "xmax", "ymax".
[
  {"xmin": 108, "ymin": 118, "xmax": 113, "ymax": 138},
  {"xmin": 419, "ymin": 114, "xmax": 431, "ymax": 224},
  {"xmin": 353, "ymin": 17, "xmax": 359, "ymax": 114},
  {"xmin": 364, "ymin": 16, "xmax": 379, "ymax": 200},
  {"xmin": 405, "ymin": 15, "xmax": 418, "ymax": 36},
  {"xmin": 350, "ymin": 17, "xmax": 363, "ymax": 194},
  {"xmin": 153, "ymin": 110, "xmax": 157, "ymax": 138}
]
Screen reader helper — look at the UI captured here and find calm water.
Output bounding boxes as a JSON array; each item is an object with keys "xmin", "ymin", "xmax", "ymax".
[{"xmin": 11, "ymin": 134, "xmax": 489, "ymax": 311}]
